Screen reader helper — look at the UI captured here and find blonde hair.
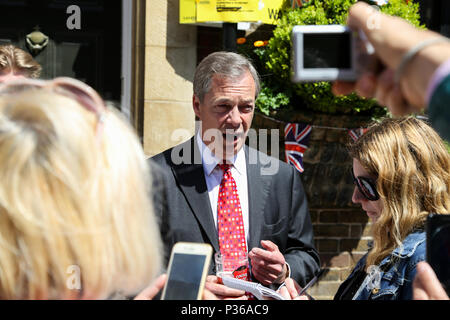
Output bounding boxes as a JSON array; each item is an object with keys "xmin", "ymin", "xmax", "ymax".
[
  {"xmin": 0, "ymin": 45, "xmax": 42, "ymax": 78},
  {"xmin": 0, "ymin": 89, "xmax": 161, "ymax": 299},
  {"xmin": 348, "ymin": 117, "xmax": 450, "ymax": 268}
]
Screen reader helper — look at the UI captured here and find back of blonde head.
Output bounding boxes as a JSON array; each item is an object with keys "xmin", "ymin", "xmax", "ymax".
[
  {"xmin": 0, "ymin": 90, "xmax": 161, "ymax": 299},
  {"xmin": 349, "ymin": 117, "xmax": 450, "ymax": 268}
]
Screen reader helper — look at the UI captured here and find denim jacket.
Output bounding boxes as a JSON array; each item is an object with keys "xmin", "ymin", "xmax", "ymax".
[{"xmin": 346, "ymin": 231, "xmax": 426, "ymax": 300}]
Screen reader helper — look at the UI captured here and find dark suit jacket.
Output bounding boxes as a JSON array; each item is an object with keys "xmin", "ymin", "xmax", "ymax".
[{"xmin": 149, "ymin": 137, "xmax": 320, "ymax": 286}]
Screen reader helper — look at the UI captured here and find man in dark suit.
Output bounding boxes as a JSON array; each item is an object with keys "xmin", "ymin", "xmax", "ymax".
[{"xmin": 150, "ymin": 51, "xmax": 319, "ymax": 298}]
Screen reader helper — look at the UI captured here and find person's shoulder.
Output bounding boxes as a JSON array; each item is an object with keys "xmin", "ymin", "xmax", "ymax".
[
  {"xmin": 149, "ymin": 137, "xmax": 194, "ymax": 167},
  {"xmin": 399, "ymin": 230, "xmax": 426, "ymax": 262},
  {"xmin": 412, "ymin": 231, "xmax": 427, "ymax": 257},
  {"xmin": 148, "ymin": 157, "xmax": 168, "ymax": 179},
  {"xmin": 246, "ymin": 145, "xmax": 299, "ymax": 180},
  {"xmin": 246, "ymin": 145, "xmax": 295, "ymax": 171},
  {"xmin": 150, "ymin": 148, "xmax": 171, "ymax": 166},
  {"xmin": 404, "ymin": 231, "xmax": 427, "ymax": 275}
]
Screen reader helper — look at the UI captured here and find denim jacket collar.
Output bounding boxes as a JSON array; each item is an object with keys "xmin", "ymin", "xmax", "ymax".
[
  {"xmin": 391, "ymin": 231, "xmax": 425, "ymax": 258},
  {"xmin": 379, "ymin": 231, "xmax": 425, "ymax": 266},
  {"xmin": 349, "ymin": 231, "xmax": 426, "ymax": 300},
  {"xmin": 366, "ymin": 230, "xmax": 424, "ymax": 257}
]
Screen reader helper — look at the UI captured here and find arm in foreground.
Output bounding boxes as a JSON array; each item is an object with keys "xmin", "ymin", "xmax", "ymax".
[{"xmin": 332, "ymin": 1, "xmax": 450, "ymax": 116}]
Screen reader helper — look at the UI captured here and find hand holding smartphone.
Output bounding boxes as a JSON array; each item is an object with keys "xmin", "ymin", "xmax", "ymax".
[{"xmin": 161, "ymin": 242, "xmax": 212, "ymax": 300}]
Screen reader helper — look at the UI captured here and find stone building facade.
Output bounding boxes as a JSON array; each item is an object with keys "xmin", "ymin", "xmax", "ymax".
[{"xmin": 141, "ymin": 0, "xmax": 197, "ymax": 157}]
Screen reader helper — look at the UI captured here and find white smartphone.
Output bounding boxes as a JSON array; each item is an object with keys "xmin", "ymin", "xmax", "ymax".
[
  {"xmin": 291, "ymin": 25, "xmax": 359, "ymax": 82},
  {"xmin": 161, "ymin": 242, "xmax": 212, "ymax": 300}
]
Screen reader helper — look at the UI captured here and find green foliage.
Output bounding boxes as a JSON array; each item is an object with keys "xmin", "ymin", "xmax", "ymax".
[
  {"xmin": 256, "ymin": 81, "xmax": 292, "ymax": 116},
  {"xmin": 254, "ymin": 0, "xmax": 423, "ymax": 116},
  {"xmin": 445, "ymin": 140, "xmax": 450, "ymax": 154},
  {"xmin": 380, "ymin": 0, "xmax": 423, "ymax": 27}
]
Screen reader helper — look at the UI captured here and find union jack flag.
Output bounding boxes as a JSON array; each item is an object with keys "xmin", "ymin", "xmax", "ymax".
[
  {"xmin": 348, "ymin": 128, "xmax": 368, "ymax": 142},
  {"xmin": 284, "ymin": 123, "xmax": 312, "ymax": 173}
]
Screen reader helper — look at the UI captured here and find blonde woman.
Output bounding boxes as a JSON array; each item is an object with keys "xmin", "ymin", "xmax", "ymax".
[
  {"xmin": 280, "ymin": 117, "xmax": 450, "ymax": 300},
  {"xmin": 0, "ymin": 78, "xmax": 162, "ymax": 299}
]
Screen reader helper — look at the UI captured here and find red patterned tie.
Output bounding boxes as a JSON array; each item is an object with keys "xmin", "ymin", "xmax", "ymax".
[{"xmin": 217, "ymin": 164, "xmax": 249, "ymax": 281}]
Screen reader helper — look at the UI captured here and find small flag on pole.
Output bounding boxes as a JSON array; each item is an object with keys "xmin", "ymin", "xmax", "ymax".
[
  {"xmin": 284, "ymin": 123, "xmax": 312, "ymax": 173},
  {"xmin": 348, "ymin": 128, "xmax": 368, "ymax": 142}
]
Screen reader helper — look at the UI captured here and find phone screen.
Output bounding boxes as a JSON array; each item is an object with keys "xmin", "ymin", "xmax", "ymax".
[
  {"xmin": 303, "ymin": 33, "xmax": 351, "ymax": 69},
  {"xmin": 163, "ymin": 253, "xmax": 207, "ymax": 300}
]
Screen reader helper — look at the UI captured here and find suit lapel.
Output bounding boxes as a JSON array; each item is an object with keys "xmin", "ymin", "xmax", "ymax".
[
  {"xmin": 171, "ymin": 137, "xmax": 220, "ymax": 253},
  {"xmin": 245, "ymin": 146, "xmax": 271, "ymax": 251},
  {"xmin": 170, "ymin": 141, "xmax": 272, "ymax": 253}
]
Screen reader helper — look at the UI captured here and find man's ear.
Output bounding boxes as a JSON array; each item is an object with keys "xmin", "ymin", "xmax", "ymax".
[{"xmin": 193, "ymin": 95, "xmax": 201, "ymax": 119}]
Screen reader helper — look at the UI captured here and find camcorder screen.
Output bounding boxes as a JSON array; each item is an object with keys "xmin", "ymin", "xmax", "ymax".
[
  {"xmin": 304, "ymin": 33, "xmax": 351, "ymax": 69},
  {"xmin": 164, "ymin": 253, "xmax": 206, "ymax": 300}
]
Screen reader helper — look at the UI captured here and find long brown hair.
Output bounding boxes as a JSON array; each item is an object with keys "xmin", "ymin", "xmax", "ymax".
[{"xmin": 348, "ymin": 117, "xmax": 450, "ymax": 268}]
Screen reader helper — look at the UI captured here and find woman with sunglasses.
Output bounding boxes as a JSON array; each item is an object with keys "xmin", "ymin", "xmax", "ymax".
[
  {"xmin": 0, "ymin": 77, "xmax": 163, "ymax": 299},
  {"xmin": 280, "ymin": 117, "xmax": 450, "ymax": 300}
]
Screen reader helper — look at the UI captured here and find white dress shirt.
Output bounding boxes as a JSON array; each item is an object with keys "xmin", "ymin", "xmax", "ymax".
[{"xmin": 196, "ymin": 132, "xmax": 250, "ymax": 248}]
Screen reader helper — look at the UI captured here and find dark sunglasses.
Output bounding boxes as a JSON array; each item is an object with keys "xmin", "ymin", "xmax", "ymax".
[{"xmin": 351, "ymin": 168, "xmax": 380, "ymax": 201}]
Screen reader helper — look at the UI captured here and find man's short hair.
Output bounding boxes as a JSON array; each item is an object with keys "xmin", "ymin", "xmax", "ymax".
[
  {"xmin": 193, "ymin": 51, "xmax": 261, "ymax": 102},
  {"xmin": 0, "ymin": 45, "xmax": 42, "ymax": 78}
]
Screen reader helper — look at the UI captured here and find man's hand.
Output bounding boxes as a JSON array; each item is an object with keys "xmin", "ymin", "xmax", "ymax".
[
  {"xmin": 249, "ymin": 240, "xmax": 288, "ymax": 286},
  {"xmin": 332, "ymin": 1, "xmax": 450, "ymax": 115},
  {"xmin": 205, "ymin": 275, "xmax": 248, "ymax": 300}
]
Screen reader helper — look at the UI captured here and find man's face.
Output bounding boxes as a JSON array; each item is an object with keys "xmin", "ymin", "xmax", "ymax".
[{"xmin": 193, "ymin": 71, "xmax": 256, "ymax": 159}]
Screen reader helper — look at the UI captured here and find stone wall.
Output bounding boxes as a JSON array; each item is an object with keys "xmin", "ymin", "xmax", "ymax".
[
  {"xmin": 252, "ymin": 112, "xmax": 373, "ymax": 300},
  {"xmin": 143, "ymin": 0, "xmax": 197, "ymax": 157}
]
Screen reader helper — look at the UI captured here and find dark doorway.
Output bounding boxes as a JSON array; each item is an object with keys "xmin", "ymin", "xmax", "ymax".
[
  {"xmin": 418, "ymin": 0, "xmax": 450, "ymax": 37},
  {"xmin": 0, "ymin": 0, "xmax": 122, "ymax": 103}
]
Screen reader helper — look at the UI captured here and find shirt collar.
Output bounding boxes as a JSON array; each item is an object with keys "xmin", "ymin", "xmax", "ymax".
[{"xmin": 196, "ymin": 131, "xmax": 246, "ymax": 176}]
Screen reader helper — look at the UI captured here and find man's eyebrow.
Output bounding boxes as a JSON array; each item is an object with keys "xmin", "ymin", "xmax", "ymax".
[
  {"xmin": 212, "ymin": 97, "xmax": 255, "ymax": 105},
  {"xmin": 240, "ymin": 99, "xmax": 255, "ymax": 104},
  {"xmin": 212, "ymin": 97, "xmax": 233, "ymax": 104}
]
